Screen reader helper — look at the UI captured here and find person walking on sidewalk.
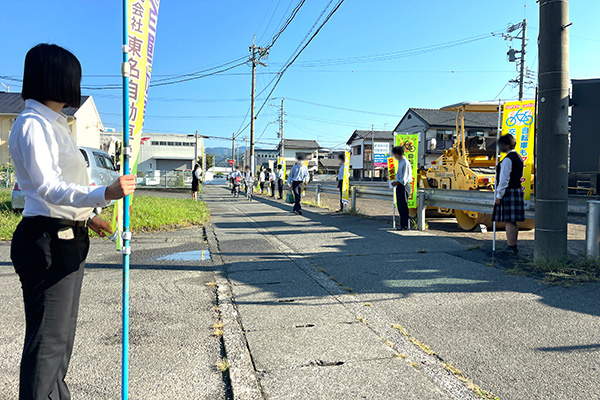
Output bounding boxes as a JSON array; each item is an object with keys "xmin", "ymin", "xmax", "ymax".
[
  {"xmin": 390, "ymin": 146, "xmax": 413, "ymax": 230},
  {"xmin": 9, "ymin": 43, "xmax": 136, "ymax": 400},
  {"xmin": 276, "ymin": 164, "xmax": 284, "ymax": 199},
  {"xmin": 268, "ymin": 168, "xmax": 277, "ymax": 197},
  {"xmin": 259, "ymin": 168, "xmax": 266, "ymax": 194},
  {"xmin": 336, "ymin": 153, "xmax": 345, "ymax": 212},
  {"xmin": 191, "ymin": 163, "xmax": 201, "ymax": 201},
  {"xmin": 493, "ymin": 134, "xmax": 525, "ymax": 255},
  {"xmin": 287, "ymin": 155, "xmax": 310, "ymax": 215}
]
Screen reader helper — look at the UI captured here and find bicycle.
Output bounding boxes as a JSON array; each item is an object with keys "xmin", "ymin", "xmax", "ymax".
[
  {"xmin": 506, "ymin": 108, "xmax": 533, "ymax": 127},
  {"xmin": 232, "ymin": 177, "xmax": 241, "ymax": 198},
  {"xmin": 246, "ymin": 178, "xmax": 255, "ymax": 201}
]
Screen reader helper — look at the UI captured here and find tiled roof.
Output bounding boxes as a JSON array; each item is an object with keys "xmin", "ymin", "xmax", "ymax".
[
  {"xmin": 0, "ymin": 92, "xmax": 89, "ymax": 116},
  {"xmin": 319, "ymin": 159, "xmax": 340, "ymax": 168},
  {"xmin": 346, "ymin": 130, "xmax": 393, "ymax": 145},
  {"xmin": 410, "ymin": 108, "xmax": 497, "ymax": 129},
  {"xmin": 281, "ymin": 139, "xmax": 320, "ymax": 149}
]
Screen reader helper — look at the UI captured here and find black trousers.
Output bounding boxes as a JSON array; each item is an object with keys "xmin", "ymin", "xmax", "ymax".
[
  {"xmin": 292, "ymin": 181, "xmax": 303, "ymax": 212},
  {"xmin": 337, "ymin": 180, "xmax": 343, "ymax": 210},
  {"xmin": 270, "ymin": 181, "xmax": 276, "ymax": 197},
  {"xmin": 277, "ymin": 179, "xmax": 284, "ymax": 198},
  {"xmin": 396, "ymin": 183, "xmax": 410, "ymax": 229},
  {"xmin": 11, "ymin": 217, "xmax": 89, "ymax": 400}
]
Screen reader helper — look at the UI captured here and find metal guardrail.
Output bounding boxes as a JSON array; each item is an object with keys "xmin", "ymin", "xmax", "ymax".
[{"xmin": 314, "ymin": 183, "xmax": 600, "ymax": 256}]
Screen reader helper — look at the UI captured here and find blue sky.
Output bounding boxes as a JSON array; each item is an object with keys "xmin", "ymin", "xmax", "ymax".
[{"xmin": 1, "ymin": 0, "xmax": 599, "ymax": 150}]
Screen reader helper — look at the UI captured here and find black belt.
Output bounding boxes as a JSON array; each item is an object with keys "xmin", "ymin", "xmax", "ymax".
[{"xmin": 31, "ymin": 216, "xmax": 88, "ymax": 228}]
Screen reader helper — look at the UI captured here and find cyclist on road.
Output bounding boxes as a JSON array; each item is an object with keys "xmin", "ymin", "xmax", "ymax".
[
  {"xmin": 243, "ymin": 166, "xmax": 255, "ymax": 200},
  {"xmin": 230, "ymin": 166, "xmax": 242, "ymax": 197}
]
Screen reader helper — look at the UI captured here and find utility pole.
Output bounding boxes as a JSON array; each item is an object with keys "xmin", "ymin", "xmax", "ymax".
[
  {"xmin": 371, "ymin": 124, "xmax": 375, "ymax": 181},
  {"xmin": 194, "ymin": 130, "xmax": 198, "ymax": 165},
  {"xmin": 249, "ymin": 36, "xmax": 268, "ymax": 175},
  {"xmin": 518, "ymin": 19, "xmax": 527, "ymax": 100},
  {"xmin": 505, "ymin": 19, "xmax": 529, "ymax": 100},
  {"xmin": 231, "ymin": 132, "xmax": 235, "ymax": 171},
  {"xmin": 535, "ymin": 0, "xmax": 570, "ymax": 261},
  {"xmin": 279, "ymin": 98, "xmax": 285, "ymax": 158}
]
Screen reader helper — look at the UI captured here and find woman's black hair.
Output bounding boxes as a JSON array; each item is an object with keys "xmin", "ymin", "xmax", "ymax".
[
  {"xmin": 338, "ymin": 153, "xmax": 345, "ymax": 161},
  {"xmin": 498, "ymin": 134, "xmax": 517, "ymax": 149},
  {"xmin": 22, "ymin": 44, "xmax": 82, "ymax": 109},
  {"xmin": 392, "ymin": 146, "xmax": 405, "ymax": 156},
  {"xmin": 193, "ymin": 164, "xmax": 200, "ymax": 171}
]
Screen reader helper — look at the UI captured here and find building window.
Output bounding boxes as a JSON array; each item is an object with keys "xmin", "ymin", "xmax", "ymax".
[
  {"xmin": 363, "ymin": 144, "xmax": 372, "ymax": 163},
  {"xmin": 175, "ymin": 142, "xmax": 182, "ymax": 146},
  {"xmin": 467, "ymin": 130, "xmax": 486, "ymax": 137},
  {"xmin": 352, "ymin": 145, "xmax": 361, "ymax": 156},
  {"xmin": 167, "ymin": 142, "xmax": 175, "ymax": 146},
  {"xmin": 151, "ymin": 141, "xmax": 159, "ymax": 145},
  {"xmin": 159, "ymin": 141, "xmax": 166, "ymax": 146},
  {"xmin": 435, "ymin": 130, "xmax": 454, "ymax": 149}
]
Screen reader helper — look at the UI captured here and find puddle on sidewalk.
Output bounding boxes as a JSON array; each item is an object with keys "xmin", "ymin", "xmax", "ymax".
[{"xmin": 157, "ymin": 250, "xmax": 211, "ymax": 261}]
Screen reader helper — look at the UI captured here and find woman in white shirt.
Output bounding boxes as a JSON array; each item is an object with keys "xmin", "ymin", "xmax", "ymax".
[{"xmin": 9, "ymin": 44, "xmax": 135, "ymax": 400}]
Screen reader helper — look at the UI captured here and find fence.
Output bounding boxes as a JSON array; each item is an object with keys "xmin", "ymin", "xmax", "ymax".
[
  {"xmin": 136, "ymin": 170, "xmax": 193, "ymax": 189},
  {"xmin": 314, "ymin": 182, "xmax": 600, "ymax": 257}
]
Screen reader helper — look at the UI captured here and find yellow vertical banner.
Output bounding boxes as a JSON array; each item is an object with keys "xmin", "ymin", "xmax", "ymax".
[
  {"xmin": 394, "ymin": 134, "xmax": 419, "ymax": 208},
  {"xmin": 113, "ymin": 0, "xmax": 161, "ymax": 248},
  {"xmin": 341, "ymin": 150, "xmax": 350, "ymax": 204},
  {"xmin": 387, "ymin": 156, "xmax": 398, "ymax": 207},
  {"xmin": 501, "ymin": 100, "xmax": 535, "ymax": 200}
]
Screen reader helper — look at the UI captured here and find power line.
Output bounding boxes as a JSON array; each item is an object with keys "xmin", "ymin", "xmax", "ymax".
[
  {"xmin": 254, "ymin": 0, "xmax": 346, "ymax": 120},
  {"xmin": 286, "ymin": 97, "xmax": 402, "ymax": 117}
]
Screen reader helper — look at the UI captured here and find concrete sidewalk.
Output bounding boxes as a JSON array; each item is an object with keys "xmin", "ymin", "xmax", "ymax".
[
  {"xmin": 206, "ymin": 185, "xmax": 600, "ymax": 400},
  {"xmin": 0, "ymin": 228, "xmax": 227, "ymax": 400}
]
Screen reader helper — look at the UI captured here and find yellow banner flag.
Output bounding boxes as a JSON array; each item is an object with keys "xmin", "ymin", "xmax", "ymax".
[
  {"xmin": 501, "ymin": 100, "xmax": 535, "ymax": 200},
  {"xmin": 341, "ymin": 150, "xmax": 350, "ymax": 204},
  {"xmin": 113, "ymin": 0, "xmax": 161, "ymax": 248},
  {"xmin": 394, "ymin": 134, "xmax": 419, "ymax": 208}
]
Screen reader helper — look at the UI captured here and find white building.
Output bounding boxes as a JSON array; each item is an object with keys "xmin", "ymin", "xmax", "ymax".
[
  {"xmin": 0, "ymin": 92, "xmax": 103, "ymax": 164},
  {"xmin": 346, "ymin": 130, "xmax": 393, "ymax": 180},
  {"xmin": 101, "ymin": 132, "xmax": 204, "ymax": 172},
  {"xmin": 277, "ymin": 139, "xmax": 320, "ymax": 171},
  {"xmin": 393, "ymin": 108, "xmax": 497, "ymax": 168}
]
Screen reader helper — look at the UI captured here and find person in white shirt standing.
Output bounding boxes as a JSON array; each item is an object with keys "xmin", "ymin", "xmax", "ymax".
[
  {"xmin": 191, "ymin": 163, "xmax": 202, "ymax": 201},
  {"xmin": 286, "ymin": 154, "xmax": 310, "ymax": 215},
  {"xmin": 390, "ymin": 146, "xmax": 413, "ymax": 230},
  {"xmin": 9, "ymin": 44, "xmax": 135, "ymax": 400},
  {"xmin": 493, "ymin": 134, "xmax": 525, "ymax": 255},
  {"xmin": 276, "ymin": 164, "xmax": 284, "ymax": 199},
  {"xmin": 336, "ymin": 153, "xmax": 346, "ymax": 212}
]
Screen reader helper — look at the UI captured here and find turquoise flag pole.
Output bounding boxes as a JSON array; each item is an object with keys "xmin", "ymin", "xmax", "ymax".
[{"xmin": 121, "ymin": 0, "xmax": 131, "ymax": 398}]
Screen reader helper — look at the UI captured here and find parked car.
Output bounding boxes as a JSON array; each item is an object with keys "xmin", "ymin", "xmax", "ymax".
[{"xmin": 11, "ymin": 147, "xmax": 119, "ymax": 211}]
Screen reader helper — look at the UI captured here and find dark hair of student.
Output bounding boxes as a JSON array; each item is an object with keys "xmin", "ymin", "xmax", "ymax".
[
  {"xmin": 22, "ymin": 44, "xmax": 82, "ymax": 109},
  {"xmin": 193, "ymin": 164, "xmax": 200, "ymax": 171},
  {"xmin": 296, "ymin": 154, "xmax": 305, "ymax": 161},
  {"xmin": 277, "ymin": 164, "xmax": 282, "ymax": 169},
  {"xmin": 392, "ymin": 146, "xmax": 405, "ymax": 156},
  {"xmin": 338, "ymin": 153, "xmax": 345, "ymax": 161},
  {"xmin": 498, "ymin": 134, "xmax": 517, "ymax": 149}
]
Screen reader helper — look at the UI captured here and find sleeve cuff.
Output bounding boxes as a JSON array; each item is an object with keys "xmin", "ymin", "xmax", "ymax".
[{"xmin": 90, "ymin": 186, "xmax": 110, "ymax": 208}]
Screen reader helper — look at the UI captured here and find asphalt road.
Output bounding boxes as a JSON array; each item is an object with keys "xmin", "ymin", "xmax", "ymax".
[
  {"xmin": 205, "ymin": 184, "xmax": 600, "ymax": 400},
  {"xmin": 0, "ymin": 227, "xmax": 227, "ymax": 400}
]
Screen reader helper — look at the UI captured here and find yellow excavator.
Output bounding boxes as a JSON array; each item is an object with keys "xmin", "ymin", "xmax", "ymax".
[{"xmin": 416, "ymin": 102, "xmax": 534, "ymax": 231}]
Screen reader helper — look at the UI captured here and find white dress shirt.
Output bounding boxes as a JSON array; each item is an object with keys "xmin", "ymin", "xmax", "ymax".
[
  {"xmin": 9, "ymin": 99, "xmax": 108, "ymax": 221},
  {"xmin": 286, "ymin": 163, "xmax": 310, "ymax": 185},
  {"xmin": 395, "ymin": 157, "xmax": 413, "ymax": 186},
  {"xmin": 337, "ymin": 165, "xmax": 344, "ymax": 181},
  {"xmin": 276, "ymin": 169, "xmax": 283, "ymax": 180},
  {"xmin": 496, "ymin": 150, "xmax": 515, "ymax": 199}
]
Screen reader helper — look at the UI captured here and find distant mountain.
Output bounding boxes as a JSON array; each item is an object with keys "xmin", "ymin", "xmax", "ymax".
[{"xmin": 206, "ymin": 146, "xmax": 246, "ymax": 167}]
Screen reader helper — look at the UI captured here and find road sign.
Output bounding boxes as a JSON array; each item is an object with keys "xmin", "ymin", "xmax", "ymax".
[{"xmin": 229, "ymin": 159, "xmax": 234, "ymax": 166}]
